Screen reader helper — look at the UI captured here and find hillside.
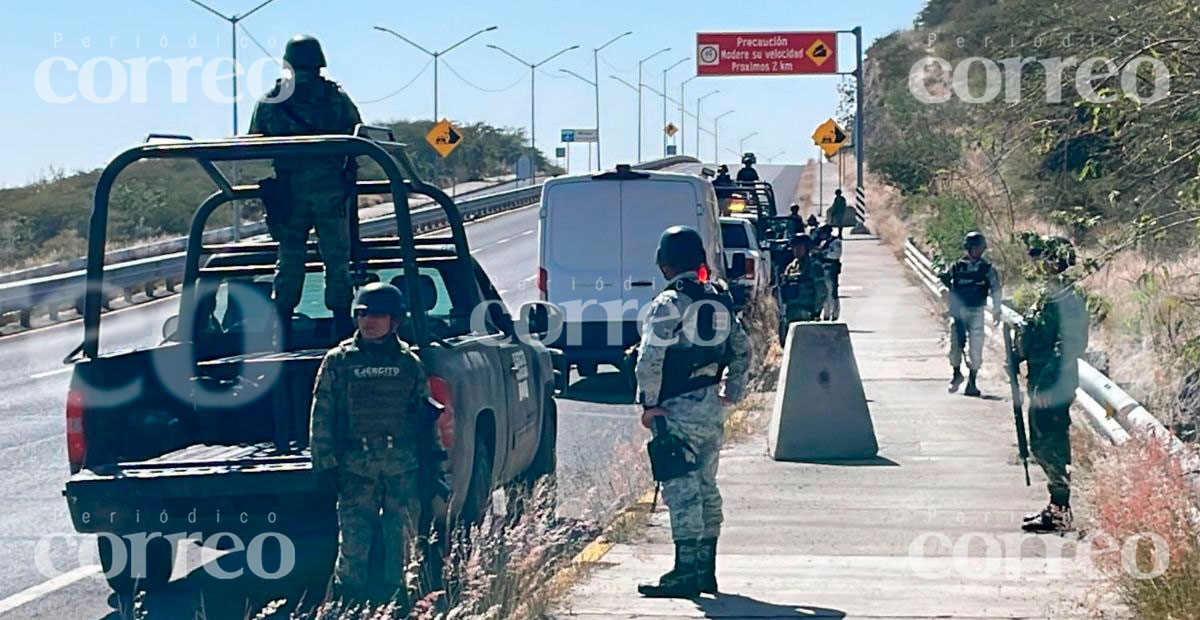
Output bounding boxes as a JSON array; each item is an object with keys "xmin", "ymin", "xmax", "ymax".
[{"xmin": 0, "ymin": 119, "xmax": 554, "ymax": 270}]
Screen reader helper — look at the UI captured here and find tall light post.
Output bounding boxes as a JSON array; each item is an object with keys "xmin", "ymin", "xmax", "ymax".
[
  {"xmin": 767, "ymin": 150, "xmax": 787, "ymax": 163},
  {"xmin": 561, "ymin": 69, "xmax": 597, "ymax": 170},
  {"xmin": 187, "ymin": 0, "xmax": 280, "ymax": 241},
  {"xmin": 487, "ymin": 44, "xmax": 579, "ymax": 153},
  {"xmin": 593, "ymin": 31, "xmax": 633, "ymax": 168},
  {"xmin": 680, "ymin": 75, "xmax": 697, "ymax": 156},
  {"xmin": 373, "ymin": 25, "xmax": 498, "ymax": 121},
  {"xmin": 738, "ymin": 131, "xmax": 759, "ymax": 155},
  {"xmin": 713, "ymin": 110, "xmax": 734, "ymax": 164},
  {"xmin": 661, "ymin": 57, "xmax": 688, "ymax": 157},
  {"xmin": 636, "ymin": 47, "xmax": 671, "ymax": 162},
  {"xmin": 695, "ymin": 90, "xmax": 719, "ymax": 158}
]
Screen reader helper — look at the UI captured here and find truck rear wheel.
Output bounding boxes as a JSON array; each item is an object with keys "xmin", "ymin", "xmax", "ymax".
[
  {"xmin": 461, "ymin": 436, "xmax": 494, "ymax": 525},
  {"xmin": 98, "ymin": 534, "xmax": 174, "ymax": 595},
  {"xmin": 506, "ymin": 396, "xmax": 559, "ymax": 522}
]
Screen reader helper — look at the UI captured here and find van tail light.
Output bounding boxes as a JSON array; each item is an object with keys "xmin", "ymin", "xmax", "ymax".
[
  {"xmin": 66, "ymin": 389, "xmax": 86, "ymax": 473},
  {"xmin": 537, "ymin": 267, "xmax": 548, "ymax": 300},
  {"xmin": 744, "ymin": 257, "xmax": 756, "ymax": 279},
  {"xmin": 428, "ymin": 376, "xmax": 456, "ymax": 451}
]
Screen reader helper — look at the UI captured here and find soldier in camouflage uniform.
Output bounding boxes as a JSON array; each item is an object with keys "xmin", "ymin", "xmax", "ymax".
[
  {"xmin": 939, "ymin": 232, "xmax": 1003, "ymax": 397},
  {"xmin": 250, "ymin": 35, "xmax": 363, "ymax": 339},
  {"xmin": 310, "ymin": 283, "xmax": 448, "ymax": 602},
  {"xmin": 636, "ymin": 226, "xmax": 752, "ymax": 598},
  {"xmin": 778, "ymin": 234, "xmax": 828, "ymax": 345},
  {"xmin": 1017, "ymin": 236, "xmax": 1088, "ymax": 532}
]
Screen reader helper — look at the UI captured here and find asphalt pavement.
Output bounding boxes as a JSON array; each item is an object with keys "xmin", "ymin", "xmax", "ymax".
[{"xmin": 0, "ymin": 163, "xmax": 806, "ymax": 618}]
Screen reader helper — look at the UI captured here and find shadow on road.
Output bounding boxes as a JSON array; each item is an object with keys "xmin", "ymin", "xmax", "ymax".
[
  {"xmin": 792, "ymin": 455, "xmax": 900, "ymax": 467},
  {"xmin": 696, "ymin": 593, "xmax": 846, "ymax": 618}
]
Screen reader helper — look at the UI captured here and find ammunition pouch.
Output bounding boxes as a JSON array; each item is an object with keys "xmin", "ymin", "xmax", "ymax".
[
  {"xmin": 647, "ymin": 416, "xmax": 697, "ymax": 481},
  {"xmin": 258, "ymin": 173, "xmax": 294, "ymax": 230}
]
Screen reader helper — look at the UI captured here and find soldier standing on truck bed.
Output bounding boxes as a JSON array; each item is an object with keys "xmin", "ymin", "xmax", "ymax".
[
  {"xmin": 636, "ymin": 226, "xmax": 751, "ymax": 599},
  {"xmin": 250, "ymin": 34, "xmax": 363, "ymax": 342},
  {"xmin": 309, "ymin": 283, "xmax": 450, "ymax": 603}
]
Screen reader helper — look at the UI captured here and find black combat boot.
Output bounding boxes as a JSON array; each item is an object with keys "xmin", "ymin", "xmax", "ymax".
[
  {"xmin": 638, "ymin": 539, "xmax": 700, "ymax": 598},
  {"xmin": 696, "ymin": 537, "xmax": 719, "ymax": 595},
  {"xmin": 963, "ymin": 370, "xmax": 981, "ymax": 397},
  {"xmin": 1022, "ymin": 504, "xmax": 1072, "ymax": 532},
  {"xmin": 948, "ymin": 367, "xmax": 964, "ymax": 393}
]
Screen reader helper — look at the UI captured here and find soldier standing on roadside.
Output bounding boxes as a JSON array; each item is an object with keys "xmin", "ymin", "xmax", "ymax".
[
  {"xmin": 778, "ymin": 234, "xmax": 828, "ymax": 345},
  {"xmin": 636, "ymin": 226, "xmax": 751, "ymax": 599},
  {"xmin": 1018, "ymin": 236, "xmax": 1088, "ymax": 533},
  {"xmin": 250, "ymin": 35, "xmax": 363, "ymax": 342},
  {"xmin": 939, "ymin": 232, "xmax": 1002, "ymax": 397},
  {"xmin": 309, "ymin": 283, "xmax": 449, "ymax": 603},
  {"xmin": 815, "ymin": 225, "xmax": 843, "ymax": 321}
]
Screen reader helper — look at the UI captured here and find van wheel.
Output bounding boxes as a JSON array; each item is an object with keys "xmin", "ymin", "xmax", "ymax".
[
  {"xmin": 461, "ymin": 436, "xmax": 494, "ymax": 525},
  {"xmin": 576, "ymin": 361, "xmax": 598, "ymax": 377},
  {"xmin": 98, "ymin": 534, "xmax": 174, "ymax": 595}
]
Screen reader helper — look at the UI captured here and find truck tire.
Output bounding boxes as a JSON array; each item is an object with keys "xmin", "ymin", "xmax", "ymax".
[
  {"xmin": 98, "ymin": 534, "xmax": 174, "ymax": 595},
  {"xmin": 576, "ymin": 361, "xmax": 598, "ymax": 377},
  {"xmin": 461, "ymin": 435, "xmax": 494, "ymax": 525}
]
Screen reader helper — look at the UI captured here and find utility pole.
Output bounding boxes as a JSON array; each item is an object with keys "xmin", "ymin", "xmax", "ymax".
[
  {"xmin": 373, "ymin": 25, "xmax": 498, "ymax": 121},
  {"xmin": 738, "ymin": 131, "xmax": 758, "ymax": 155},
  {"xmin": 680, "ymin": 75, "xmax": 697, "ymax": 156},
  {"xmin": 487, "ymin": 44, "xmax": 579, "ymax": 154},
  {"xmin": 592, "ymin": 31, "xmax": 632, "ymax": 169},
  {"xmin": 187, "ymin": 0, "xmax": 280, "ymax": 241},
  {"xmin": 636, "ymin": 47, "xmax": 670, "ymax": 163},
  {"xmin": 661, "ymin": 57, "xmax": 688, "ymax": 157},
  {"xmin": 713, "ymin": 110, "xmax": 733, "ymax": 164}
]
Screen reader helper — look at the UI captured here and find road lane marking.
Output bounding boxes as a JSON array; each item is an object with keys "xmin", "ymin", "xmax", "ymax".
[
  {"xmin": 0, "ymin": 564, "xmax": 99, "ymax": 615},
  {"xmin": 29, "ymin": 367, "xmax": 71, "ymax": 380}
]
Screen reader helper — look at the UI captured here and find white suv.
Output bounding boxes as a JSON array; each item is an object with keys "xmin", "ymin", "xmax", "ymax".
[{"xmin": 720, "ymin": 215, "xmax": 771, "ymax": 304}]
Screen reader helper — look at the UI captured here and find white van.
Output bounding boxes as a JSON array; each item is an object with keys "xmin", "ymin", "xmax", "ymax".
[{"xmin": 537, "ymin": 165, "xmax": 724, "ymax": 375}]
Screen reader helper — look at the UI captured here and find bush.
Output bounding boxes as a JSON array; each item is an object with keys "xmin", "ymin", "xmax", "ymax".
[{"xmin": 922, "ymin": 194, "xmax": 980, "ymax": 267}]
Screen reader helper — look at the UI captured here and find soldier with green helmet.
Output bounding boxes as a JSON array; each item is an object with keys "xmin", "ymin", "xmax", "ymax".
[
  {"xmin": 309, "ymin": 282, "xmax": 449, "ymax": 602},
  {"xmin": 1017, "ymin": 236, "xmax": 1088, "ymax": 532},
  {"xmin": 251, "ymin": 34, "xmax": 363, "ymax": 342},
  {"xmin": 938, "ymin": 231, "xmax": 1003, "ymax": 397},
  {"xmin": 778, "ymin": 233, "xmax": 828, "ymax": 345},
  {"xmin": 636, "ymin": 226, "xmax": 751, "ymax": 598}
]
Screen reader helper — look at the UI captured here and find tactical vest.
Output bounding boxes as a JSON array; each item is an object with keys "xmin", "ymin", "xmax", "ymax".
[
  {"xmin": 345, "ymin": 355, "xmax": 420, "ymax": 448},
  {"xmin": 949, "ymin": 260, "xmax": 992, "ymax": 308},
  {"xmin": 781, "ymin": 259, "xmax": 821, "ymax": 309},
  {"xmin": 263, "ymin": 77, "xmax": 354, "ymax": 175},
  {"xmin": 658, "ymin": 279, "xmax": 736, "ymax": 402}
]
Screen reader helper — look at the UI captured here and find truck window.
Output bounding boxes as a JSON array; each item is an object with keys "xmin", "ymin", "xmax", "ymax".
[{"xmin": 721, "ymin": 222, "xmax": 751, "ymax": 249}]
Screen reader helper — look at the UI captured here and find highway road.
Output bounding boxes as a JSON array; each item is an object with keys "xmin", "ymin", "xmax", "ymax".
[{"xmin": 0, "ymin": 162, "xmax": 804, "ymax": 619}]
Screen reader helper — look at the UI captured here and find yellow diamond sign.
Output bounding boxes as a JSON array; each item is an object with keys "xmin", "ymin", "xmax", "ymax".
[
  {"xmin": 425, "ymin": 119, "xmax": 463, "ymax": 158},
  {"xmin": 806, "ymin": 39, "xmax": 832, "ymax": 68},
  {"xmin": 664, "ymin": 122, "xmax": 678, "ymax": 137},
  {"xmin": 812, "ymin": 118, "xmax": 849, "ymax": 158}
]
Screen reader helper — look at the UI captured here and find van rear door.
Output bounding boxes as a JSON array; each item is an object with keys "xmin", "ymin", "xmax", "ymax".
[
  {"xmin": 541, "ymin": 179, "xmax": 622, "ymax": 323},
  {"xmin": 620, "ymin": 178, "xmax": 702, "ymax": 314}
]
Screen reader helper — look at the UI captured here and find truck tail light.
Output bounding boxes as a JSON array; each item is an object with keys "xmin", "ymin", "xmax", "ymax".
[
  {"xmin": 537, "ymin": 267, "xmax": 548, "ymax": 300},
  {"xmin": 744, "ymin": 257, "xmax": 756, "ymax": 279},
  {"xmin": 428, "ymin": 376, "xmax": 456, "ymax": 451},
  {"xmin": 66, "ymin": 389, "xmax": 86, "ymax": 473}
]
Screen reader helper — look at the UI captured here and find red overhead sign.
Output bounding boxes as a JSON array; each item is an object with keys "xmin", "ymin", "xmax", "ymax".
[{"xmin": 696, "ymin": 32, "xmax": 837, "ymax": 76}]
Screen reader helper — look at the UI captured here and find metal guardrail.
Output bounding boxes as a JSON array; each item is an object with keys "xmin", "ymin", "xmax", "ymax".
[
  {"xmin": 0, "ymin": 156, "xmax": 697, "ymax": 329},
  {"xmin": 901, "ymin": 237, "xmax": 1168, "ymax": 447}
]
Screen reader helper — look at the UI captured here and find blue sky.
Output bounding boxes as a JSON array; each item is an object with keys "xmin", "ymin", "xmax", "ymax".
[{"xmin": 0, "ymin": 0, "xmax": 926, "ymax": 187}]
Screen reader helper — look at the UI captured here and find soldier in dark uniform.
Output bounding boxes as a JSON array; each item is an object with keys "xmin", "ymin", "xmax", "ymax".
[
  {"xmin": 309, "ymin": 283, "xmax": 449, "ymax": 602},
  {"xmin": 250, "ymin": 35, "xmax": 363, "ymax": 341},
  {"xmin": 735, "ymin": 152, "xmax": 759, "ymax": 183},
  {"xmin": 938, "ymin": 232, "xmax": 1002, "ymax": 397},
  {"xmin": 1018, "ymin": 236, "xmax": 1088, "ymax": 532}
]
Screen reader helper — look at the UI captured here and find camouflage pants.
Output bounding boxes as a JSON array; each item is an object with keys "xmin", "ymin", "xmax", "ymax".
[
  {"xmin": 780, "ymin": 304, "xmax": 818, "ymax": 345},
  {"xmin": 334, "ymin": 453, "xmax": 422, "ymax": 599},
  {"xmin": 654, "ymin": 388, "xmax": 724, "ymax": 542},
  {"xmin": 270, "ymin": 183, "xmax": 351, "ymax": 316},
  {"xmin": 949, "ymin": 307, "xmax": 986, "ymax": 370},
  {"xmin": 1029, "ymin": 403, "xmax": 1072, "ymax": 506}
]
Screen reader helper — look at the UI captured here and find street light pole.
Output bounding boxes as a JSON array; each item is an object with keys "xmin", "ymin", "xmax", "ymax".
[
  {"xmin": 374, "ymin": 25, "xmax": 498, "ymax": 121},
  {"xmin": 695, "ymin": 90, "xmax": 719, "ymax": 159},
  {"xmin": 488, "ymin": 44, "xmax": 579, "ymax": 153},
  {"xmin": 713, "ymin": 110, "xmax": 734, "ymax": 164},
  {"xmin": 561, "ymin": 69, "xmax": 598, "ymax": 170},
  {"xmin": 767, "ymin": 150, "xmax": 787, "ymax": 163},
  {"xmin": 680, "ymin": 75, "xmax": 697, "ymax": 156},
  {"xmin": 738, "ymin": 131, "xmax": 758, "ymax": 155},
  {"xmin": 661, "ymin": 57, "xmax": 688, "ymax": 157},
  {"xmin": 593, "ymin": 31, "xmax": 632, "ymax": 169},
  {"xmin": 637, "ymin": 47, "xmax": 670, "ymax": 163},
  {"xmin": 187, "ymin": 0, "xmax": 280, "ymax": 241}
]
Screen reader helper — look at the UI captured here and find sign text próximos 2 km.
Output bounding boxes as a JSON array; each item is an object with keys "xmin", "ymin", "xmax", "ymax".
[{"xmin": 696, "ymin": 32, "xmax": 837, "ymax": 76}]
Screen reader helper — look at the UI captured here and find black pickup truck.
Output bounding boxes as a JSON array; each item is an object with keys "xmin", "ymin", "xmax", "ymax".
[{"xmin": 61, "ymin": 130, "xmax": 559, "ymax": 595}]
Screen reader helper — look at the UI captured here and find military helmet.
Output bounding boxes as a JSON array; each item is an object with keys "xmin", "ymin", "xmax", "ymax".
[
  {"xmin": 742, "ymin": 152, "xmax": 757, "ymax": 165},
  {"xmin": 717, "ymin": 164, "xmax": 729, "ymax": 174},
  {"xmin": 963, "ymin": 231, "xmax": 987, "ymax": 249},
  {"xmin": 352, "ymin": 282, "xmax": 406, "ymax": 318},
  {"xmin": 656, "ymin": 226, "xmax": 707, "ymax": 270},
  {"xmin": 791, "ymin": 233, "xmax": 814, "ymax": 248},
  {"xmin": 284, "ymin": 35, "xmax": 327, "ymax": 70}
]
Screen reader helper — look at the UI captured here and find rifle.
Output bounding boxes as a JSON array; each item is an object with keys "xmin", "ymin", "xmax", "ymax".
[{"xmin": 1002, "ymin": 323, "xmax": 1031, "ymax": 486}]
